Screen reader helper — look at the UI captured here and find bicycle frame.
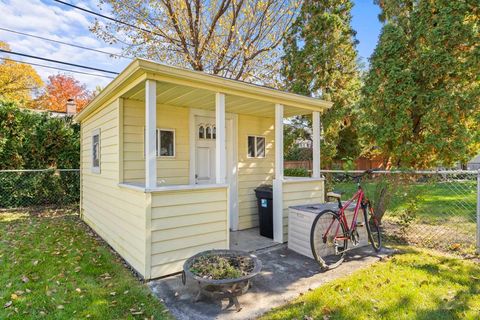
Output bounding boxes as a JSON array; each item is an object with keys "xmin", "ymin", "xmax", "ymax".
[{"xmin": 323, "ymin": 186, "xmax": 366, "ymax": 243}]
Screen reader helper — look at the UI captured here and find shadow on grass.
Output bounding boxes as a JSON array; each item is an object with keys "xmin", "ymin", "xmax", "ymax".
[
  {"xmin": 260, "ymin": 247, "xmax": 480, "ymax": 320},
  {"xmin": 0, "ymin": 208, "xmax": 169, "ymax": 320}
]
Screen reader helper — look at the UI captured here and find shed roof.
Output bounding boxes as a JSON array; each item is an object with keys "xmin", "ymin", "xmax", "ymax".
[{"xmin": 75, "ymin": 58, "xmax": 332, "ymax": 122}]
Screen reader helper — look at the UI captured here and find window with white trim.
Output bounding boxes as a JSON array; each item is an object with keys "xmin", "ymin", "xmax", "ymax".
[
  {"xmin": 144, "ymin": 128, "xmax": 176, "ymax": 157},
  {"xmin": 91, "ymin": 129, "xmax": 101, "ymax": 173},
  {"xmin": 247, "ymin": 135, "xmax": 265, "ymax": 158},
  {"xmin": 158, "ymin": 129, "xmax": 175, "ymax": 157}
]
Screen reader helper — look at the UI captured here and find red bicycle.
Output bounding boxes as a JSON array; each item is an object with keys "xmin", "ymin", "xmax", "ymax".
[{"xmin": 310, "ymin": 169, "xmax": 382, "ymax": 270}]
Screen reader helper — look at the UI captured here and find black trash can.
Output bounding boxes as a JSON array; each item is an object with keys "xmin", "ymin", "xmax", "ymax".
[{"xmin": 254, "ymin": 185, "xmax": 273, "ymax": 239}]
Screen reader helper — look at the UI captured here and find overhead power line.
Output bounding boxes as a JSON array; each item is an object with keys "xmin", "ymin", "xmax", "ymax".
[
  {"xmin": 0, "ymin": 57, "xmax": 115, "ymax": 79},
  {"xmin": 0, "ymin": 27, "xmax": 131, "ymax": 60},
  {"xmin": 53, "ymin": 0, "xmax": 160, "ymax": 37},
  {"xmin": 0, "ymin": 49, "xmax": 119, "ymax": 75},
  {"xmin": 53, "ymin": 0, "xmax": 237, "ymax": 61}
]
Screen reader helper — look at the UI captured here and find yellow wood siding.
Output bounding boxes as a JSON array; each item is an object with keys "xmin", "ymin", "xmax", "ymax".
[
  {"xmin": 149, "ymin": 187, "xmax": 229, "ymax": 278},
  {"xmin": 81, "ymin": 100, "xmax": 148, "ymax": 277},
  {"xmin": 282, "ymin": 179, "xmax": 325, "ymax": 240},
  {"xmin": 122, "ymin": 99, "xmax": 190, "ymax": 185},
  {"xmin": 237, "ymin": 114, "xmax": 275, "ymax": 230}
]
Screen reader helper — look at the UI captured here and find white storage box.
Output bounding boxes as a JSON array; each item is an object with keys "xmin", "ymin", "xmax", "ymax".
[{"xmin": 288, "ymin": 202, "xmax": 369, "ymax": 259}]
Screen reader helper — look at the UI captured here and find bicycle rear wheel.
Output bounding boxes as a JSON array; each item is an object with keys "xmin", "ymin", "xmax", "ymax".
[
  {"xmin": 364, "ymin": 204, "xmax": 382, "ymax": 251},
  {"xmin": 310, "ymin": 210, "xmax": 348, "ymax": 270}
]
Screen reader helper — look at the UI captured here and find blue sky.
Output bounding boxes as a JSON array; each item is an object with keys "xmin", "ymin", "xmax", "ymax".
[
  {"xmin": 0, "ymin": 0, "xmax": 383, "ymax": 90},
  {"xmin": 351, "ymin": 0, "xmax": 382, "ymax": 66}
]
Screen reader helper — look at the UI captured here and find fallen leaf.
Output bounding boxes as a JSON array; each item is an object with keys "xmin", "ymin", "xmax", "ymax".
[
  {"xmin": 11, "ymin": 293, "xmax": 19, "ymax": 300},
  {"xmin": 4, "ymin": 301, "xmax": 12, "ymax": 308},
  {"xmin": 21, "ymin": 275, "xmax": 29, "ymax": 283},
  {"xmin": 131, "ymin": 311, "xmax": 144, "ymax": 315}
]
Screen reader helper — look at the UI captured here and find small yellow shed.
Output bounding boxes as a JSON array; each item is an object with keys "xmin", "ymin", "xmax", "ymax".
[{"xmin": 75, "ymin": 59, "xmax": 332, "ymax": 280}]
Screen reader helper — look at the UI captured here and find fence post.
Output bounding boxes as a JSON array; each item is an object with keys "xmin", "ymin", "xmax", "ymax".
[{"xmin": 477, "ymin": 169, "xmax": 480, "ymax": 254}]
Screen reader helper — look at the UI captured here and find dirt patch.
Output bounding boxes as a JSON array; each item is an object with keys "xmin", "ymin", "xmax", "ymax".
[{"xmin": 190, "ymin": 255, "xmax": 254, "ymax": 280}]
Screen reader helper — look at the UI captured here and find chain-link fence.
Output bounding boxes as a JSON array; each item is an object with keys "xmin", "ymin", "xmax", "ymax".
[
  {"xmin": 0, "ymin": 169, "xmax": 80, "ymax": 209},
  {"xmin": 1, "ymin": 168, "xmax": 478, "ymax": 255},
  {"xmin": 322, "ymin": 170, "xmax": 479, "ymax": 256}
]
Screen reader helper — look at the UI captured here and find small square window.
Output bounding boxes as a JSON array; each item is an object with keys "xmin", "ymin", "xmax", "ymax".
[
  {"xmin": 256, "ymin": 136, "xmax": 265, "ymax": 157},
  {"xmin": 92, "ymin": 129, "xmax": 100, "ymax": 173},
  {"xmin": 144, "ymin": 128, "xmax": 176, "ymax": 158},
  {"xmin": 247, "ymin": 135, "xmax": 265, "ymax": 158},
  {"xmin": 159, "ymin": 129, "xmax": 175, "ymax": 157},
  {"xmin": 247, "ymin": 136, "xmax": 255, "ymax": 157}
]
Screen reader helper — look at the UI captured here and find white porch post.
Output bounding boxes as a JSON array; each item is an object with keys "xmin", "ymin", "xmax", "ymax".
[
  {"xmin": 312, "ymin": 111, "xmax": 321, "ymax": 178},
  {"xmin": 215, "ymin": 93, "xmax": 226, "ymax": 184},
  {"xmin": 273, "ymin": 103, "xmax": 284, "ymax": 243},
  {"xmin": 145, "ymin": 80, "xmax": 157, "ymax": 189},
  {"xmin": 275, "ymin": 104, "xmax": 284, "ymax": 180}
]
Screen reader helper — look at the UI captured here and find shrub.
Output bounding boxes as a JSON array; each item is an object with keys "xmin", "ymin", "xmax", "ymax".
[
  {"xmin": 0, "ymin": 101, "xmax": 80, "ymax": 208},
  {"xmin": 284, "ymin": 168, "xmax": 310, "ymax": 177}
]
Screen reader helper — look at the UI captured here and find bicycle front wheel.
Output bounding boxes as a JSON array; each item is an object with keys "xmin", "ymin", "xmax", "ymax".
[
  {"xmin": 364, "ymin": 204, "xmax": 382, "ymax": 252},
  {"xmin": 310, "ymin": 210, "xmax": 348, "ymax": 270}
]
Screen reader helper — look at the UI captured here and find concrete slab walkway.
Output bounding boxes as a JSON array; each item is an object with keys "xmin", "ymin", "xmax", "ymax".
[
  {"xmin": 149, "ymin": 246, "xmax": 394, "ymax": 320},
  {"xmin": 230, "ymin": 228, "xmax": 279, "ymax": 252}
]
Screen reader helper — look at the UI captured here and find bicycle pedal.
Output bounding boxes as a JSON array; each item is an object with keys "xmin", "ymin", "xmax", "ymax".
[{"xmin": 356, "ymin": 222, "xmax": 365, "ymax": 227}]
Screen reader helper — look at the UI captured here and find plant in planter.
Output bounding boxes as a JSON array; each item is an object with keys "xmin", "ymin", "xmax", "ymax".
[
  {"xmin": 182, "ymin": 250, "xmax": 262, "ymax": 312},
  {"xmin": 189, "ymin": 255, "xmax": 254, "ymax": 280}
]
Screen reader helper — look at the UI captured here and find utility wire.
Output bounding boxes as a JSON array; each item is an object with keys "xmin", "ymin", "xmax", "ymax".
[
  {"xmin": 0, "ymin": 27, "xmax": 132, "ymax": 60},
  {"xmin": 53, "ymin": 0, "xmax": 160, "ymax": 37},
  {"xmin": 0, "ymin": 57, "xmax": 115, "ymax": 79},
  {"xmin": 0, "ymin": 49, "xmax": 119, "ymax": 75},
  {"xmin": 53, "ymin": 0, "xmax": 239, "ymax": 62}
]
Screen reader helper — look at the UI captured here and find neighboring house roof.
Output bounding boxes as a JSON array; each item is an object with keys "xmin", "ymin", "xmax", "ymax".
[
  {"xmin": 74, "ymin": 58, "xmax": 332, "ymax": 122},
  {"xmin": 468, "ymin": 153, "xmax": 480, "ymax": 164}
]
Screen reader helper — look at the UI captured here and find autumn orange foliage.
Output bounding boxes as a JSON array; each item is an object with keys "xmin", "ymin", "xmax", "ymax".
[{"xmin": 36, "ymin": 74, "xmax": 93, "ymax": 112}]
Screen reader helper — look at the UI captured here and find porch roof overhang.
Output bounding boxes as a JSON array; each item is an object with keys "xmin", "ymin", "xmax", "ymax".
[{"xmin": 74, "ymin": 58, "xmax": 332, "ymax": 122}]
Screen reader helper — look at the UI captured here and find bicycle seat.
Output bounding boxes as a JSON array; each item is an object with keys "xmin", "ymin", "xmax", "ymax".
[{"xmin": 326, "ymin": 191, "xmax": 344, "ymax": 199}]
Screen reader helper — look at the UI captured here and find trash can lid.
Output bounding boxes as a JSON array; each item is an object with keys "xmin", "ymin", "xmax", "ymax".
[{"xmin": 255, "ymin": 184, "xmax": 273, "ymax": 192}]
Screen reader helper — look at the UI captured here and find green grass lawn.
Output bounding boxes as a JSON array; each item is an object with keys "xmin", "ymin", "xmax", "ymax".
[
  {"xmin": 331, "ymin": 179, "xmax": 476, "ymax": 224},
  {"xmin": 261, "ymin": 247, "xmax": 480, "ymax": 320},
  {"xmin": 0, "ymin": 208, "xmax": 169, "ymax": 319}
]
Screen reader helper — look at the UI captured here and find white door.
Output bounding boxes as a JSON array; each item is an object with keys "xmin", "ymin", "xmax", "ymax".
[
  {"xmin": 195, "ymin": 116, "xmax": 216, "ymax": 184},
  {"xmin": 192, "ymin": 113, "xmax": 238, "ymax": 230}
]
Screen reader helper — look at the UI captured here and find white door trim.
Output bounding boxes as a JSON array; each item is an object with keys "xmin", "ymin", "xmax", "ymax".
[{"xmin": 189, "ymin": 108, "xmax": 239, "ymax": 230}]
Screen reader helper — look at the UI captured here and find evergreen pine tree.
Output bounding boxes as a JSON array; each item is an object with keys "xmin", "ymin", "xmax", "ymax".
[
  {"xmin": 282, "ymin": 0, "xmax": 361, "ymax": 166},
  {"xmin": 360, "ymin": 0, "xmax": 479, "ymax": 168}
]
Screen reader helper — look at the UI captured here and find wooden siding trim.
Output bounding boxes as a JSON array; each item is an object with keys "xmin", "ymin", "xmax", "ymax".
[
  {"xmin": 118, "ymin": 98, "xmax": 124, "ymax": 183},
  {"xmin": 281, "ymin": 179, "xmax": 325, "ymax": 242},
  {"xmin": 148, "ymin": 187, "xmax": 229, "ymax": 278},
  {"xmin": 145, "ymin": 192, "xmax": 152, "ymax": 279}
]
